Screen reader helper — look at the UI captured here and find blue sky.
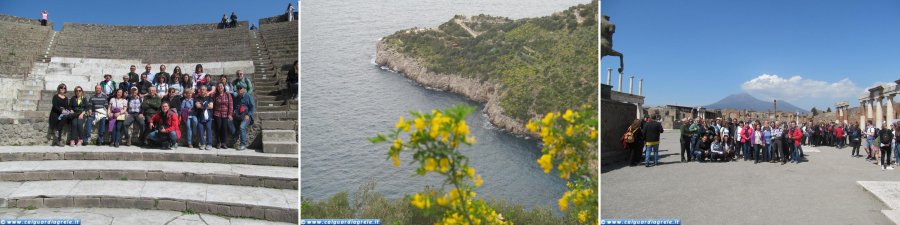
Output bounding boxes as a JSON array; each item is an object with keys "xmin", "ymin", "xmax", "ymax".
[
  {"xmin": 0, "ymin": 0, "xmax": 296, "ymax": 30},
  {"xmin": 601, "ymin": 0, "xmax": 900, "ymax": 110}
]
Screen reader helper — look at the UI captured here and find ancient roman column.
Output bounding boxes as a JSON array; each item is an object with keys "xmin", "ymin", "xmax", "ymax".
[
  {"xmin": 868, "ymin": 98, "xmax": 874, "ymax": 121},
  {"xmin": 607, "ymin": 68, "xmax": 612, "ymax": 85},
  {"xmin": 629, "ymin": 75, "xmax": 634, "ymax": 94},
  {"xmin": 888, "ymin": 94, "xmax": 895, "ymax": 125},
  {"xmin": 639, "ymin": 79, "xmax": 643, "ymax": 96},
  {"xmin": 876, "ymin": 96, "xmax": 884, "ymax": 127},
  {"xmin": 860, "ymin": 100, "xmax": 867, "ymax": 127}
]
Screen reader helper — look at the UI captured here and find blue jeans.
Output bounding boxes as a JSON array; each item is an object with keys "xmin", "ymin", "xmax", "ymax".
[
  {"xmin": 644, "ymin": 144, "xmax": 659, "ymax": 166},
  {"xmin": 234, "ymin": 118, "xmax": 250, "ymax": 146},
  {"xmin": 741, "ymin": 142, "xmax": 750, "ymax": 160},
  {"xmin": 111, "ymin": 121, "xmax": 124, "ymax": 145},
  {"xmin": 85, "ymin": 116, "xmax": 107, "ymax": 144},
  {"xmin": 791, "ymin": 144, "xmax": 801, "ymax": 163},
  {"xmin": 764, "ymin": 144, "xmax": 772, "ymax": 161},
  {"xmin": 184, "ymin": 116, "xmax": 198, "ymax": 145},
  {"xmin": 893, "ymin": 143, "xmax": 900, "ymax": 165},
  {"xmin": 198, "ymin": 120, "xmax": 213, "ymax": 146},
  {"xmin": 147, "ymin": 130, "xmax": 177, "ymax": 147},
  {"xmin": 690, "ymin": 136, "xmax": 699, "ymax": 160}
]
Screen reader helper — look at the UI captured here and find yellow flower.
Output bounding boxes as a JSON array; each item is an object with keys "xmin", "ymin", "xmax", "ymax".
[
  {"xmin": 391, "ymin": 155, "xmax": 400, "ymax": 167},
  {"xmin": 473, "ymin": 175, "xmax": 484, "ymax": 187},
  {"xmin": 414, "ymin": 117, "xmax": 425, "ymax": 131},
  {"xmin": 565, "ymin": 125, "xmax": 574, "ymax": 136},
  {"xmin": 411, "ymin": 193, "xmax": 430, "ymax": 209},
  {"xmin": 541, "ymin": 112, "xmax": 555, "ymax": 125},
  {"xmin": 424, "ymin": 158, "xmax": 437, "ymax": 171},
  {"xmin": 466, "ymin": 167, "xmax": 475, "ymax": 178},
  {"xmin": 439, "ymin": 158, "xmax": 450, "ymax": 173},
  {"xmin": 455, "ymin": 120, "xmax": 469, "ymax": 135},
  {"xmin": 436, "ymin": 195, "xmax": 448, "ymax": 206},
  {"xmin": 562, "ymin": 109, "xmax": 574, "ymax": 122},
  {"xmin": 578, "ymin": 210, "xmax": 589, "ymax": 222},
  {"xmin": 395, "ymin": 116, "xmax": 410, "ymax": 132},
  {"xmin": 590, "ymin": 129, "xmax": 597, "ymax": 140},
  {"xmin": 558, "ymin": 194, "xmax": 569, "ymax": 211},
  {"xmin": 537, "ymin": 154, "xmax": 553, "ymax": 173},
  {"xmin": 526, "ymin": 122, "xmax": 539, "ymax": 133},
  {"xmin": 392, "ymin": 138, "xmax": 402, "ymax": 149}
]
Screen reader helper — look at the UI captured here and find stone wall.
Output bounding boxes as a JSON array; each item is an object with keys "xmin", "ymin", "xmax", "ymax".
[
  {"xmin": 601, "ymin": 99, "xmax": 637, "ymax": 165},
  {"xmin": 0, "ymin": 14, "xmax": 50, "ymax": 27}
]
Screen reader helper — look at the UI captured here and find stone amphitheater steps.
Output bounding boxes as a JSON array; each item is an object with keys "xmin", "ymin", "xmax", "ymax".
[
  {"xmin": 251, "ymin": 25, "xmax": 298, "ymax": 155},
  {"xmin": 0, "ymin": 146, "xmax": 298, "ymax": 223},
  {"xmin": 0, "ymin": 180, "xmax": 297, "ymax": 222},
  {"xmin": 0, "ymin": 146, "xmax": 297, "ymax": 167},
  {"xmin": 0, "ymin": 207, "xmax": 293, "ymax": 225},
  {"xmin": 261, "ymin": 130, "xmax": 296, "ymax": 154},
  {"xmin": 0, "ymin": 160, "xmax": 296, "ymax": 189}
]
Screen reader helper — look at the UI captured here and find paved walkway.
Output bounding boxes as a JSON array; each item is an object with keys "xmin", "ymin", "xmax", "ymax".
[
  {"xmin": 0, "ymin": 207, "xmax": 292, "ymax": 225},
  {"xmin": 602, "ymin": 130, "xmax": 900, "ymax": 224}
]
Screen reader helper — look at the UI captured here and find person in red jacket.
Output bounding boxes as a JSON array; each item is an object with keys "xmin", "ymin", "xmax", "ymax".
[
  {"xmin": 147, "ymin": 102, "xmax": 181, "ymax": 149},
  {"xmin": 835, "ymin": 125, "xmax": 845, "ymax": 149},
  {"xmin": 789, "ymin": 121, "xmax": 803, "ymax": 164},
  {"xmin": 741, "ymin": 123, "xmax": 753, "ymax": 161}
]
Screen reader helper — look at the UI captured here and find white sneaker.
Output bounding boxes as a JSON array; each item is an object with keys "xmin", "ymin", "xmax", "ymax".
[{"xmin": 889, "ymin": 166, "xmax": 895, "ymax": 170}]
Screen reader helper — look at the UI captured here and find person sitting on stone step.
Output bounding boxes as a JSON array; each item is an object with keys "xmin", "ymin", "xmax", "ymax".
[
  {"xmin": 119, "ymin": 75, "xmax": 133, "ymax": 96},
  {"xmin": 141, "ymin": 87, "xmax": 162, "ymax": 145},
  {"xmin": 137, "ymin": 74, "xmax": 153, "ymax": 97},
  {"xmin": 86, "ymin": 85, "xmax": 110, "ymax": 146},
  {"xmin": 147, "ymin": 102, "xmax": 181, "ymax": 150},
  {"xmin": 155, "ymin": 65, "xmax": 170, "ymax": 86},
  {"xmin": 99, "ymin": 74, "xmax": 116, "ymax": 97}
]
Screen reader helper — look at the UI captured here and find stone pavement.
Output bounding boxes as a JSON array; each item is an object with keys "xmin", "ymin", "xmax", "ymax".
[
  {"xmin": 602, "ymin": 130, "xmax": 900, "ymax": 224},
  {"xmin": 0, "ymin": 207, "xmax": 293, "ymax": 225}
]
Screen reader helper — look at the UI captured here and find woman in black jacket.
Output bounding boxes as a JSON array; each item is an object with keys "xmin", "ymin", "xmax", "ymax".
[
  {"xmin": 625, "ymin": 119, "xmax": 644, "ymax": 166},
  {"xmin": 49, "ymin": 83, "xmax": 69, "ymax": 146},
  {"xmin": 68, "ymin": 86, "xmax": 89, "ymax": 146}
]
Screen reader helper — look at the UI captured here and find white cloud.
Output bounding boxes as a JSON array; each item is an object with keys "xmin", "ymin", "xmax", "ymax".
[{"xmin": 741, "ymin": 74, "xmax": 861, "ymax": 102}]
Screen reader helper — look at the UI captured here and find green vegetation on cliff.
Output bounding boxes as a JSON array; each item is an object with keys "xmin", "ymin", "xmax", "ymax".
[{"xmin": 382, "ymin": 1, "xmax": 598, "ymax": 121}]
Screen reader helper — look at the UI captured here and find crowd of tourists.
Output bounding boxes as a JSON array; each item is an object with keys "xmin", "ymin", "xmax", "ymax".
[
  {"xmin": 623, "ymin": 115, "xmax": 900, "ymax": 170},
  {"xmin": 47, "ymin": 64, "xmax": 259, "ymax": 150}
]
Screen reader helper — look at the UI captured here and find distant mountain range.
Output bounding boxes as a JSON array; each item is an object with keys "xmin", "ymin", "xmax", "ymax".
[{"xmin": 705, "ymin": 92, "xmax": 809, "ymax": 113}]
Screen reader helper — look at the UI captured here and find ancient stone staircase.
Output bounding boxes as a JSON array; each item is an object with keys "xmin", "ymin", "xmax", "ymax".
[{"xmin": 250, "ymin": 30, "xmax": 298, "ymax": 154}]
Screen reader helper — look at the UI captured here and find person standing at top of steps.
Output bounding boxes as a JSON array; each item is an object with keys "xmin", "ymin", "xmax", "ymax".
[
  {"xmin": 229, "ymin": 12, "xmax": 238, "ymax": 28},
  {"xmin": 155, "ymin": 65, "xmax": 170, "ymax": 86},
  {"xmin": 86, "ymin": 85, "xmax": 109, "ymax": 146},
  {"xmin": 232, "ymin": 70, "xmax": 252, "ymax": 94},
  {"xmin": 40, "ymin": 10, "xmax": 48, "ymax": 26},
  {"xmin": 142, "ymin": 64, "xmax": 155, "ymax": 86},
  {"xmin": 287, "ymin": 3, "xmax": 295, "ymax": 21},
  {"xmin": 148, "ymin": 102, "xmax": 181, "ymax": 150},
  {"xmin": 233, "ymin": 85, "xmax": 255, "ymax": 150},
  {"xmin": 141, "ymin": 87, "xmax": 162, "ymax": 145}
]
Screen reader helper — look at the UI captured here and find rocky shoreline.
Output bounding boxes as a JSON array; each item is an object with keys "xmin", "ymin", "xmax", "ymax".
[{"xmin": 375, "ymin": 40, "xmax": 532, "ymax": 137}]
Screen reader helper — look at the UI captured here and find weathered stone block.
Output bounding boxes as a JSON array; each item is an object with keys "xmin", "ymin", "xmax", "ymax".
[
  {"xmin": 16, "ymin": 198, "xmax": 43, "ymax": 208},
  {"xmin": 134, "ymin": 198, "xmax": 155, "ymax": 209},
  {"xmin": 48, "ymin": 171, "xmax": 74, "ymax": 180},
  {"xmin": 146, "ymin": 171, "xmax": 164, "ymax": 180},
  {"xmin": 43, "ymin": 197, "xmax": 73, "ymax": 208},
  {"xmin": 74, "ymin": 197, "xmax": 100, "ymax": 207},
  {"xmin": 186, "ymin": 201, "xmax": 210, "ymax": 214},
  {"xmin": 163, "ymin": 173, "xmax": 186, "ymax": 182},
  {"xmin": 156, "ymin": 199, "xmax": 186, "ymax": 211},
  {"xmin": 73, "ymin": 171, "xmax": 100, "ymax": 180}
]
